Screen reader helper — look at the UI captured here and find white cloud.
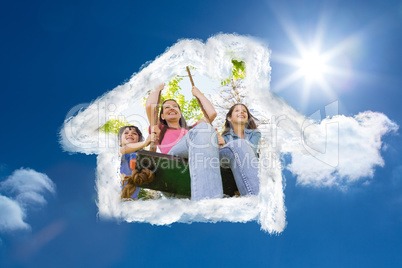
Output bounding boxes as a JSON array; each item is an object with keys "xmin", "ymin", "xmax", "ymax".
[
  {"xmin": 1, "ymin": 168, "xmax": 56, "ymax": 207},
  {"xmin": 59, "ymin": 33, "xmax": 396, "ymax": 234},
  {"xmin": 286, "ymin": 111, "xmax": 398, "ymax": 187},
  {"xmin": 0, "ymin": 168, "xmax": 55, "ymax": 233},
  {"xmin": 0, "ymin": 195, "xmax": 29, "ymax": 232},
  {"xmin": 256, "ymin": 99, "xmax": 398, "ymax": 188}
]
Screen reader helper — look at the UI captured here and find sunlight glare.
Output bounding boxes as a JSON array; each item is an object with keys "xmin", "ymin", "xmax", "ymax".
[{"xmin": 299, "ymin": 51, "xmax": 326, "ymax": 81}]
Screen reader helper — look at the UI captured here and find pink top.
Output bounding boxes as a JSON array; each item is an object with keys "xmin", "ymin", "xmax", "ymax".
[
  {"xmin": 158, "ymin": 127, "xmax": 189, "ymax": 154},
  {"xmin": 150, "ymin": 122, "xmax": 197, "ymax": 154}
]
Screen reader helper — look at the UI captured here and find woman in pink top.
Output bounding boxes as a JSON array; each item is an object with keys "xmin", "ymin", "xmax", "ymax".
[{"xmin": 146, "ymin": 84, "xmax": 223, "ymax": 201}]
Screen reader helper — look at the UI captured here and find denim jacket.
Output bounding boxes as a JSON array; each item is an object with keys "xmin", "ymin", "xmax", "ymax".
[{"xmin": 222, "ymin": 128, "xmax": 261, "ymax": 156}]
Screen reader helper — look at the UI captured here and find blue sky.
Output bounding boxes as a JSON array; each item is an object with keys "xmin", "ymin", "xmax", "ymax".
[{"xmin": 1, "ymin": 0, "xmax": 402, "ymax": 267}]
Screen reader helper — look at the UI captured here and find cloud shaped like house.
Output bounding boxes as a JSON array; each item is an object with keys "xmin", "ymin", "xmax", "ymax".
[{"xmin": 59, "ymin": 34, "xmax": 397, "ymax": 234}]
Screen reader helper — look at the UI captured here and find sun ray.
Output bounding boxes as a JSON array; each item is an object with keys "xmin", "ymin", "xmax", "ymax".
[
  {"xmin": 274, "ymin": 69, "xmax": 306, "ymax": 92},
  {"xmin": 321, "ymin": 34, "xmax": 361, "ymax": 62},
  {"xmin": 300, "ymin": 78, "xmax": 313, "ymax": 109},
  {"xmin": 271, "ymin": 53, "xmax": 303, "ymax": 67},
  {"xmin": 276, "ymin": 14, "xmax": 309, "ymax": 56}
]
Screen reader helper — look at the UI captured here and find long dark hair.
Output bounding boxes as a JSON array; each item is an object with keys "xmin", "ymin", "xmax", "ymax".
[
  {"xmin": 221, "ymin": 104, "xmax": 258, "ymax": 136},
  {"xmin": 158, "ymin": 99, "xmax": 189, "ymax": 144},
  {"xmin": 118, "ymin": 125, "xmax": 144, "ymax": 146}
]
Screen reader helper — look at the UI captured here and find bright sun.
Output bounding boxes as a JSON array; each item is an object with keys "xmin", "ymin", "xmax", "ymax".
[
  {"xmin": 271, "ymin": 16, "xmax": 357, "ymax": 107},
  {"xmin": 273, "ymin": 46, "xmax": 335, "ymax": 104},
  {"xmin": 298, "ymin": 51, "xmax": 327, "ymax": 81}
]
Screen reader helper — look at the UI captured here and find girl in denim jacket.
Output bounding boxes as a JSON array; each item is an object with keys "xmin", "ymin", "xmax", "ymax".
[{"xmin": 218, "ymin": 104, "xmax": 261, "ymax": 196}]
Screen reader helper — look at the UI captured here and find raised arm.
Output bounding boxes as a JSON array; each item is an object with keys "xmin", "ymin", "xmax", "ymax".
[
  {"xmin": 145, "ymin": 84, "xmax": 164, "ymax": 124},
  {"xmin": 192, "ymin": 86, "xmax": 217, "ymax": 123},
  {"xmin": 120, "ymin": 136, "xmax": 151, "ymax": 155}
]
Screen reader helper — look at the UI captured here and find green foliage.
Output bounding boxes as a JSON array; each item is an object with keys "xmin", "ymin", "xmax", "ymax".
[
  {"xmin": 138, "ymin": 189, "xmax": 162, "ymax": 200},
  {"xmin": 161, "ymin": 75, "xmax": 203, "ymax": 122},
  {"xmin": 221, "ymin": 59, "xmax": 246, "ymax": 86},
  {"xmin": 137, "ymin": 188, "xmax": 148, "ymax": 199},
  {"xmin": 100, "ymin": 118, "xmax": 129, "ymax": 134}
]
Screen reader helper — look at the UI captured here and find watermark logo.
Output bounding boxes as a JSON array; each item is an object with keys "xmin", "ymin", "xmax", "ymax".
[
  {"xmin": 62, "ymin": 100, "xmax": 339, "ymax": 169},
  {"xmin": 301, "ymin": 100, "xmax": 339, "ymax": 168}
]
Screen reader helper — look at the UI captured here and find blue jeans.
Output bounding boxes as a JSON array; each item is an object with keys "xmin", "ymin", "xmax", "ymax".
[
  {"xmin": 219, "ymin": 139, "xmax": 260, "ymax": 196},
  {"xmin": 168, "ymin": 122, "xmax": 223, "ymax": 201}
]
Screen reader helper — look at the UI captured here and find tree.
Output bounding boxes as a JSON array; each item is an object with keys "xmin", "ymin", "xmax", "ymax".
[
  {"xmin": 211, "ymin": 59, "xmax": 269, "ymax": 130},
  {"xmin": 210, "ymin": 60, "xmax": 248, "ymax": 130},
  {"xmin": 221, "ymin": 59, "xmax": 246, "ymax": 87},
  {"xmin": 100, "ymin": 118, "xmax": 129, "ymax": 134}
]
